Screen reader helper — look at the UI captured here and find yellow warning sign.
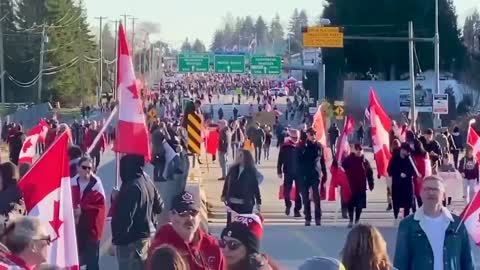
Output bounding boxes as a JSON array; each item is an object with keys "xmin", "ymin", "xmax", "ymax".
[
  {"xmin": 333, "ymin": 102, "xmax": 345, "ymax": 120},
  {"xmin": 187, "ymin": 113, "xmax": 202, "ymax": 154},
  {"xmin": 303, "ymin": 26, "xmax": 344, "ymax": 48}
]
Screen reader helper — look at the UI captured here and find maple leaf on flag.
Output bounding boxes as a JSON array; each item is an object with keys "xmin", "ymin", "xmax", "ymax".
[
  {"xmin": 22, "ymin": 138, "xmax": 33, "ymax": 153},
  {"xmin": 49, "ymin": 200, "xmax": 63, "ymax": 242},
  {"xmin": 127, "ymin": 83, "xmax": 139, "ymax": 99}
]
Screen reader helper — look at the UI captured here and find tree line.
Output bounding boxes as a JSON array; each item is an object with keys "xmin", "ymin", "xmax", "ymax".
[{"xmin": 0, "ymin": 0, "xmax": 97, "ymax": 106}]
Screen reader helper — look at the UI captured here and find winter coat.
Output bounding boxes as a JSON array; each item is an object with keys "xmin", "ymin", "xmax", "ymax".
[
  {"xmin": 277, "ymin": 140, "xmax": 300, "ymax": 177},
  {"xmin": 388, "ymin": 153, "xmax": 416, "ymax": 208},
  {"xmin": 342, "ymin": 153, "xmax": 374, "ymax": 208},
  {"xmin": 222, "ymin": 164, "xmax": 262, "ymax": 207},
  {"xmin": 111, "ymin": 157, "xmax": 163, "ymax": 246},
  {"xmin": 0, "ymin": 185, "xmax": 26, "ymax": 221}
]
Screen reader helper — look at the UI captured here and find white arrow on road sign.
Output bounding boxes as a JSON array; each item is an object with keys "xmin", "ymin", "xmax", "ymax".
[
  {"xmin": 192, "ymin": 66, "xmax": 195, "ymax": 71},
  {"xmin": 227, "ymin": 66, "xmax": 231, "ymax": 72},
  {"xmin": 264, "ymin": 67, "xmax": 267, "ymax": 73}
]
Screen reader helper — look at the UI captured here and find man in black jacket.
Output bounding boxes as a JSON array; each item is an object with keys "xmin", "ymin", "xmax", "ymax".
[
  {"xmin": 299, "ymin": 128, "xmax": 327, "ymax": 226},
  {"xmin": 277, "ymin": 129, "xmax": 302, "ymax": 217},
  {"xmin": 111, "ymin": 154, "xmax": 163, "ymax": 270}
]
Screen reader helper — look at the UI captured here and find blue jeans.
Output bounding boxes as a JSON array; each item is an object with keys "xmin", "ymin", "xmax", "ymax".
[
  {"xmin": 218, "ymin": 151, "xmax": 228, "ymax": 178},
  {"xmin": 79, "ymin": 240, "xmax": 100, "ymax": 270}
]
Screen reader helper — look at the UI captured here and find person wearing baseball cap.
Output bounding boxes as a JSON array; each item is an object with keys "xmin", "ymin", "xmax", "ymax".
[
  {"xmin": 220, "ymin": 214, "xmax": 278, "ymax": 270},
  {"xmin": 148, "ymin": 191, "xmax": 225, "ymax": 270}
]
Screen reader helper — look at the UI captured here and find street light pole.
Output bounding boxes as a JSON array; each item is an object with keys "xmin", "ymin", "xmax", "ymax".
[
  {"xmin": 409, "ymin": 21, "xmax": 416, "ymax": 127},
  {"xmin": 38, "ymin": 23, "xmax": 47, "ymax": 103},
  {"xmin": 95, "ymin": 16, "xmax": 107, "ymax": 106},
  {"xmin": 434, "ymin": 0, "xmax": 441, "ymax": 127}
]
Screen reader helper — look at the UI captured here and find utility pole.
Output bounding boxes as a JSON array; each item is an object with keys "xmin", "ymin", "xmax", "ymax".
[
  {"xmin": 434, "ymin": 0, "xmax": 441, "ymax": 128},
  {"xmin": 38, "ymin": 23, "xmax": 47, "ymax": 103},
  {"xmin": 130, "ymin": 17, "xmax": 138, "ymax": 71},
  {"xmin": 110, "ymin": 19, "xmax": 119, "ymax": 100},
  {"xmin": 0, "ymin": 2, "xmax": 5, "ymax": 104},
  {"xmin": 408, "ymin": 21, "xmax": 416, "ymax": 128},
  {"xmin": 95, "ymin": 16, "xmax": 107, "ymax": 106},
  {"xmin": 121, "ymin": 13, "xmax": 131, "ymax": 32}
]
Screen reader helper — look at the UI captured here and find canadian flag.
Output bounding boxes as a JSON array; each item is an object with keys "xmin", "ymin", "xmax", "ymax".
[
  {"xmin": 113, "ymin": 24, "xmax": 150, "ymax": 160},
  {"xmin": 312, "ymin": 106, "xmax": 327, "ymax": 146},
  {"xmin": 312, "ymin": 105, "xmax": 331, "ymax": 161},
  {"xmin": 460, "ymin": 189, "xmax": 480, "ymax": 246},
  {"xmin": 18, "ymin": 120, "xmax": 49, "ymax": 164},
  {"xmin": 328, "ymin": 116, "xmax": 354, "ymax": 201},
  {"xmin": 18, "ymin": 132, "xmax": 79, "ymax": 269},
  {"xmin": 369, "ymin": 88, "xmax": 391, "ymax": 177},
  {"xmin": 467, "ymin": 120, "xmax": 480, "ymax": 161}
]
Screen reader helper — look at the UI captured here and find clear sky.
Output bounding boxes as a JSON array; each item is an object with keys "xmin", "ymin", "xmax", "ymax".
[{"xmin": 84, "ymin": 0, "xmax": 479, "ymax": 48}]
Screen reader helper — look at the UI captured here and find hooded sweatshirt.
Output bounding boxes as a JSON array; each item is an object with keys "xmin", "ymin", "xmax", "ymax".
[{"xmin": 111, "ymin": 155, "xmax": 163, "ymax": 245}]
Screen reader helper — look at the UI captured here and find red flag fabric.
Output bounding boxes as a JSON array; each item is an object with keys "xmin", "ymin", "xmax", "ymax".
[
  {"xmin": 312, "ymin": 106, "xmax": 327, "ymax": 146},
  {"xmin": 205, "ymin": 128, "xmax": 219, "ymax": 156},
  {"xmin": 18, "ymin": 121, "xmax": 49, "ymax": 164},
  {"xmin": 460, "ymin": 191, "xmax": 480, "ymax": 245},
  {"xmin": 71, "ymin": 175, "xmax": 106, "ymax": 242},
  {"xmin": 328, "ymin": 116, "xmax": 355, "ymax": 201},
  {"xmin": 369, "ymin": 88, "xmax": 392, "ymax": 177},
  {"xmin": 18, "ymin": 132, "xmax": 79, "ymax": 269},
  {"xmin": 278, "ymin": 184, "xmax": 296, "ymax": 201},
  {"xmin": 467, "ymin": 125, "xmax": 480, "ymax": 161},
  {"xmin": 113, "ymin": 24, "xmax": 150, "ymax": 161}
]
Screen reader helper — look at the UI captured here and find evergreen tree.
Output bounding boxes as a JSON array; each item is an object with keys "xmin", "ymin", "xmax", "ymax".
[
  {"xmin": 254, "ymin": 16, "xmax": 268, "ymax": 46},
  {"xmin": 181, "ymin": 38, "xmax": 191, "ymax": 52},
  {"xmin": 210, "ymin": 30, "xmax": 224, "ymax": 51},
  {"xmin": 463, "ymin": 9, "xmax": 480, "ymax": 53},
  {"xmin": 270, "ymin": 14, "xmax": 284, "ymax": 45},
  {"xmin": 192, "ymin": 39, "xmax": 206, "ymax": 53}
]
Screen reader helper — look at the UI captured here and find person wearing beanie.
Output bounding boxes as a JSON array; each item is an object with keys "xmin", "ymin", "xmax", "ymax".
[{"xmin": 220, "ymin": 214, "xmax": 278, "ymax": 270}]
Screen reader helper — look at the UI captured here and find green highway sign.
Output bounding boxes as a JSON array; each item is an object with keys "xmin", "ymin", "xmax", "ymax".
[
  {"xmin": 214, "ymin": 55, "xmax": 245, "ymax": 73},
  {"xmin": 251, "ymin": 56, "xmax": 282, "ymax": 75},
  {"xmin": 178, "ymin": 53, "xmax": 209, "ymax": 73}
]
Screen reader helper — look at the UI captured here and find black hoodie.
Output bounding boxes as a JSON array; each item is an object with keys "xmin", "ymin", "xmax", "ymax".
[{"xmin": 111, "ymin": 155, "xmax": 163, "ymax": 245}]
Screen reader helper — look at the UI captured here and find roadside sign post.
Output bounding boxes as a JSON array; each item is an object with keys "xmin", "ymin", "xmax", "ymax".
[
  {"xmin": 214, "ymin": 55, "xmax": 245, "ymax": 74},
  {"xmin": 178, "ymin": 53, "xmax": 209, "ymax": 73},
  {"xmin": 433, "ymin": 94, "xmax": 448, "ymax": 115},
  {"xmin": 251, "ymin": 56, "xmax": 282, "ymax": 75}
]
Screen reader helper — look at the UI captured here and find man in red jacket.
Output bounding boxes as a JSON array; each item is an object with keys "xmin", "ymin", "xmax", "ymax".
[
  {"xmin": 148, "ymin": 191, "xmax": 225, "ymax": 270},
  {"xmin": 71, "ymin": 156, "xmax": 106, "ymax": 270}
]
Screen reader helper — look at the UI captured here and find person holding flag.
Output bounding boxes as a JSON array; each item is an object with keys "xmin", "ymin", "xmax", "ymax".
[{"xmin": 394, "ymin": 175, "xmax": 474, "ymax": 270}]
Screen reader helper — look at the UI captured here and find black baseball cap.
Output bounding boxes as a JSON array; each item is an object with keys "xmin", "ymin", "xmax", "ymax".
[{"xmin": 171, "ymin": 191, "xmax": 200, "ymax": 213}]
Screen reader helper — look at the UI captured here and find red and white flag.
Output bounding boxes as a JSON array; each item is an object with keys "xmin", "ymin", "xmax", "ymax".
[
  {"xmin": 460, "ymin": 190, "xmax": 480, "ymax": 246},
  {"xmin": 18, "ymin": 120, "xmax": 49, "ymax": 164},
  {"xmin": 113, "ymin": 24, "xmax": 150, "ymax": 160},
  {"xmin": 467, "ymin": 120, "xmax": 480, "ymax": 161},
  {"xmin": 369, "ymin": 88, "xmax": 392, "ymax": 177},
  {"xmin": 328, "ymin": 116, "xmax": 354, "ymax": 201},
  {"xmin": 18, "ymin": 132, "xmax": 79, "ymax": 269},
  {"xmin": 312, "ymin": 105, "xmax": 331, "ymax": 161}
]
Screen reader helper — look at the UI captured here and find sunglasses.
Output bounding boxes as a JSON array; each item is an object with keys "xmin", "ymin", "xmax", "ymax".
[
  {"xmin": 219, "ymin": 239, "xmax": 242, "ymax": 251},
  {"xmin": 176, "ymin": 210, "xmax": 199, "ymax": 218},
  {"xmin": 34, "ymin": 235, "xmax": 52, "ymax": 246},
  {"xmin": 81, "ymin": 165, "xmax": 92, "ymax": 171}
]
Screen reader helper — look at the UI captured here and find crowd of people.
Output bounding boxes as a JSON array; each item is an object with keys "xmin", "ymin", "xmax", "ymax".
[{"xmin": 0, "ymin": 70, "xmax": 477, "ymax": 270}]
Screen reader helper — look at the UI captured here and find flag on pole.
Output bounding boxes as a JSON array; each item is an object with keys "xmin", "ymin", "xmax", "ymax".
[
  {"xmin": 369, "ymin": 88, "xmax": 392, "ymax": 177},
  {"xmin": 113, "ymin": 23, "xmax": 151, "ymax": 161},
  {"xmin": 18, "ymin": 132, "xmax": 79, "ymax": 269},
  {"xmin": 312, "ymin": 105, "xmax": 327, "ymax": 146},
  {"xmin": 18, "ymin": 120, "xmax": 49, "ymax": 164},
  {"xmin": 460, "ymin": 190, "xmax": 480, "ymax": 246},
  {"xmin": 467, "ymin": 120, "xmax": 480, "ymax": 160},
  {"xmin": 328, "ymin": 115, "xmax": 354, "ymax": 201}
]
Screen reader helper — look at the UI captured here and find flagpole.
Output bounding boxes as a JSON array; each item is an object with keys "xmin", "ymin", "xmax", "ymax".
[
  {"xmin": 86, "ymin": 106, "xmax": 118, "ymax": 155},
  {"xmin": 455, "ymin": 191, "xmax": 478, "ymax": 233}
]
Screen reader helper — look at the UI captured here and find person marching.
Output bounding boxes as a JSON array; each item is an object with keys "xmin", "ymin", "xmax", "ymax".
[
  {"xmin": 388, "ymin": 143, "xmax": 416, "ymax": 222},
  {"xmin": 298, "ymin": 128, "xmax": 327, "ymax": 226},
  {"xmin": 342, "ymin": 144, "xmax": 374, "ymax": 227}
]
